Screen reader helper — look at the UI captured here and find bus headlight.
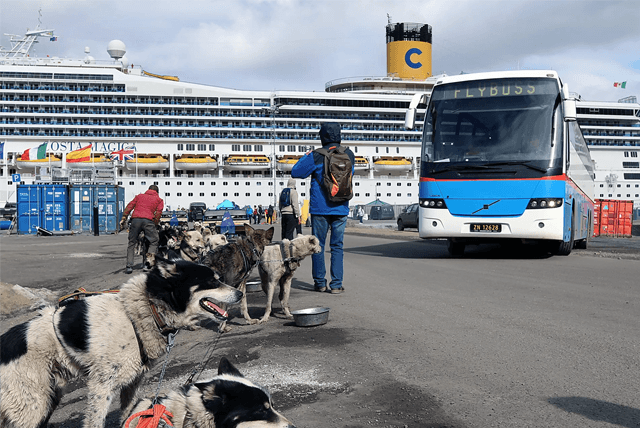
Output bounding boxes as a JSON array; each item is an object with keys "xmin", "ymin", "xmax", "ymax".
[
  {"xmin": 527, "ymin": 198, "xmax": 563, "ymax": 209},
  {"xmin": 420, "ymin": 198, "xmax": 447, "ymax": 209}
]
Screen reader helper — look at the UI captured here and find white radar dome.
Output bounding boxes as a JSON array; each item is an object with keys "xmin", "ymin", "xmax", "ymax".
[
  {"xmin": 107, "ymin": 40, "xmax": 126, "ymax": 60},
  {"xmin": 120, "ymin": 55, "xmax": 130, "ymax": 68}
]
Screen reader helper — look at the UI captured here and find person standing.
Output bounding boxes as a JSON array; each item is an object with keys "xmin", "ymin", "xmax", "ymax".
[
  {"xmin": 266, "ymin": 205, "xmax": 274, "ymax": 224},
  {"xmin": 279, "ymin": 177, "xmax": 300, "ymax": 240},
  {"xmin": 246, "ymin": 205, "xmax": 254, "ymax": 224},
  {"xmin": 253, "ymin": 205, "xmax": 259, "ymax": 225},
  {"xmin": 291, "ymin": 122, "xmax": 354, "ymax": 294},
  {"xmin": 357, "ymin": 205, "xmax": 365, "ymax": 223},
  {"xmin": 120, "ymin": 184, "xmax": 164, "ymax": 274}
]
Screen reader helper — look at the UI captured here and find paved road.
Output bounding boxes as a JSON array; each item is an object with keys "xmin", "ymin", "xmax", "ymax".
[{"xmin": 1, "ymin": 229, "xmax": 639, "ymax": 427}]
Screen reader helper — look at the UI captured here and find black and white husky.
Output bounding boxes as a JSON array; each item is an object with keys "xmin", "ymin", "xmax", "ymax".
[
  {"xmin": 127, "ymin": 357, "xmax": 295, "ymax": 428},
  {"xmin": 0, "ymin": 258, "xmax": 243, "ymax": 428}
]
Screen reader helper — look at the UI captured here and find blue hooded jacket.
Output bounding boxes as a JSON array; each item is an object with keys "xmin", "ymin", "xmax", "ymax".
[{"xmin": 291, "ymin": 122, "xmax": 355, "ymax": 215}]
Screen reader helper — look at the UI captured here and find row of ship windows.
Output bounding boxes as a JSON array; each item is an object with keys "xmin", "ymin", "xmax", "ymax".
[
  {"xmin": 0, "ymin": 106, "xmax": 408, "ymax": 123},
  {"xmin": 600, "ymin": 194, "xmax": 640, "ymax": 198},
  {"xmin": 583, "ymin": 130, "xmax": 640, "ymax": 137},
  {"xmin": 157, "ymin": 191, "xmax": 412, "ymax": 198},
  {"xmin": 587, "ymin": 140, "xmax": 640, "ymax": 147},
  {"xmin": 120, "ymin": 181, "xmax": 414, "ymax": 187},
  {"xmin": 0, "ymin": 72, "xmax": 115, "ymax": 81},
  {"xmin": 600, "ymin": 183, "xmax": 640, "ymax": 188},
  {"xmin": 0, "ymin": 128, "xmax": 421, "ymax": 142},
  {"xmin": 0, "ymin": 118, "xmax": 414, "ymax": 132},
  {"xmin": 623, "ymin": 152, "xmax": 639, "ymax": 157}
]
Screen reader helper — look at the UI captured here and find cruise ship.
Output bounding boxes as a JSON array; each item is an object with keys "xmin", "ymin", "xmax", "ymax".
[{"xmin": 1, "ymin": 19, "xmax": 639, "ymax": 214}]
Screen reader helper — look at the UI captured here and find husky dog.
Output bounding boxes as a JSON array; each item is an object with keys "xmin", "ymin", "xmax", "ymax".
[
  {"xmin": 177, "ymin": 230, "xmax": 206, "ymax": 262},
  {"xmin": 200, "ymin": 225, "xmax": 274, "ymax": 327},
  {"xmin": 0, "ymin": 259, "xmax": 243, "ymax": 428},
  {"xmin": 202, "ymin": 228, "xmax": 228, "ymax": 252},
  {"xmin": 250, "ymin": 235, "xmax": 322, "ymax": 324},
  {"xmin": 127, "ymin": 357, "xmax": 295, "ymax": 428}
]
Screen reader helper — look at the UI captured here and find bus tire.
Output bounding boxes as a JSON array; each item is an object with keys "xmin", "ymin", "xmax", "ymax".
[{"xmin": 448, "ymin": 240, "xmax": 465, "ymax": 256}]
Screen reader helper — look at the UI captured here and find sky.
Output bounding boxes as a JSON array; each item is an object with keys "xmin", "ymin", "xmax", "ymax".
[{"xmin": 2, "ymin": 0, "xmax": 639, "ymax": 102}]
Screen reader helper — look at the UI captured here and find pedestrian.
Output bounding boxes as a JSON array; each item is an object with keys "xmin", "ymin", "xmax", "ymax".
[
  {"xmin": 279, "ymin": 177, "xmax": 300, "ymax": 240},
  {"xmin": 246, "ymin": 205, "xmax": 254, "ymax": 224},
  {"xmin": 120, "ymin": 184, "xmax": 164, "ymax": 274},
  {"xmin": 267, "ymin": 205, "xmax": 274, "ymax": 224},
  {"xmin": 258, "ymin": 204, "xmax": 263, "ymax": 224},
  {"xmin": 357, "ymin": 205, "xmax": 365, "ymax": 223},
  {"xmin": 291, "ymin": 122, "xmax": 354, "ymax": 294},
  {"xmin": 253, "ymin": 205, "xmax": 259, "ymax": 225}
]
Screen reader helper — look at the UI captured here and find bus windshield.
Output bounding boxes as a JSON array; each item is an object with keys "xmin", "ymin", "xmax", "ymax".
[{"xmin": 422, "ymin": 77, "xmax": 563, "ymax": 176}]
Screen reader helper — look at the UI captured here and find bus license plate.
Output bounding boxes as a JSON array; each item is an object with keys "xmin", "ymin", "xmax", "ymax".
[{"xmin": 471, "ymin": 223, "xmax": 501, "ymax": 233}]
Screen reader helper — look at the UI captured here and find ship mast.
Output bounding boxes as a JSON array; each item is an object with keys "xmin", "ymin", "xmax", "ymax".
[{"xmin": 0, "ymin": 9, "xmax": 56, "ymax": 60}]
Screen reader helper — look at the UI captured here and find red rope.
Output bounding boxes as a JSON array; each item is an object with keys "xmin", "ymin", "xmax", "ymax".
[{"xmin": 124, "ymin": 404, "xmax": 174, "ymax": 428}]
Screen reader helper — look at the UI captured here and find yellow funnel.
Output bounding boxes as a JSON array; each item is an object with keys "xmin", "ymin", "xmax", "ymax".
[{"xmin": 386, "ymin": 23, "xmax": 432, "ymax": 80}]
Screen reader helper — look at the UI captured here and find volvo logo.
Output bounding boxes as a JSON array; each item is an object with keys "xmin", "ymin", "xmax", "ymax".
[
  {"xmin": 472, "ymin": 200, "xmax": 501, "ymax": 214},
  {"xmin": 405, "ymin": 48, "xmax": 422, "ymax": 69}
]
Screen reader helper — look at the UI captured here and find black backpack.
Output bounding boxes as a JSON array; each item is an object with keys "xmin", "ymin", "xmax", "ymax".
[
  {"xmin": 315, "ymin": 146, "xmax": 353, "ymax": 202},
  {"xmin": 279, "ymin": 188, "xmax": 291, "ymax": 209}
]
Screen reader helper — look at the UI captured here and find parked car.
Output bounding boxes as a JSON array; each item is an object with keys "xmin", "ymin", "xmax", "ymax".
[
  {"xmin": 369, "ymin": 205, "xmax": 395, "ymax": 221},
  {"xmin": 0, "ymin": 202, "xmax": 16, "ymax": 219},
  {"xmin": 188, "ymin": 202, "xmax": 207, "ymax": 222},
  {"xmin": 397, "ymin": 203, "xmax": 419, "ymax": 231}
]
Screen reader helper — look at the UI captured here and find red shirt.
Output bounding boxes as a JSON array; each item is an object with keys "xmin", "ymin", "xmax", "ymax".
[{"xmin": 123, "ymin": 189, "xmax": 164, "ymax": 223}]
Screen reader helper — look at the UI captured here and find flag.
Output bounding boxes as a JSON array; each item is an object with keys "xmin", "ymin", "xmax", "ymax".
[
  {"xmin": 66, "ymin": 144, "xmax": 92, "ymax": 163},
  {"xmin": 110, "ymin": 147, "xmax": 135, "ymax": 161},
  {"xmin": 21, "ymin": 143, "xmax": 48, "ymax": 160},
  {"xmin": 50, "ymin": 36, "xmax": 57, "ymax": 42},
  {"xmin": 0, "ymin": 142, "xmax": 4, "ymax": 160},
  {"xmin": 613, "ymin": 81, "xmax": 627, "ymax": 88}
]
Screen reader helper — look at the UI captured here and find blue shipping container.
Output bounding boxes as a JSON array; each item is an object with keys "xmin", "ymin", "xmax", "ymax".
[
  {"xmin": 69, "ymin": 185, "xmax": 125, "ymax": 234},
  {"xmin": 17, "ymin": 184, "xmax": 69, "ymax": 234}
]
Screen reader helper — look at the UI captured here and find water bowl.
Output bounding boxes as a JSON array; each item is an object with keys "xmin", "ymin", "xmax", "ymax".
[{"xmin": 291, "ymin": 307, "xmax": 330, "ymax": 327}]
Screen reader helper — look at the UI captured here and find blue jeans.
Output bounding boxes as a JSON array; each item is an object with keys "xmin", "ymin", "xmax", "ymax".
[{"xmin": 311, "ymin": 214, "xmax": 347, "ymax": 290}]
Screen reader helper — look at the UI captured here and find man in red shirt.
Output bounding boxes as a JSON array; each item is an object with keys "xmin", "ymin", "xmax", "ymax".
[{"xmin": 120, "ymin": 185, "xmax": 164, "ymax": 274}]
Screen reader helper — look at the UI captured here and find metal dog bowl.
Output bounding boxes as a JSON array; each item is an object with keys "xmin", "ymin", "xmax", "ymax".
[
  {"xmin": 245, "ymin": 280, "xmax": 262, "ymax": 293},
  {"xmin": 291, "ymin": 307, "xmax": 330, "ymax": 327}
]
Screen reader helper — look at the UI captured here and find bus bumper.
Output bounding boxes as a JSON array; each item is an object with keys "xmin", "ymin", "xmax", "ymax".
[{"xmin": 418, "ymin": 207, "xmax": 565, "ymax": 242}]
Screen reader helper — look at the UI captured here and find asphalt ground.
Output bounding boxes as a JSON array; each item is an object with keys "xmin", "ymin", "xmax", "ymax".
[{"xmin": 1, "ymin": 223, "xmax": 639, "ymax": 427}]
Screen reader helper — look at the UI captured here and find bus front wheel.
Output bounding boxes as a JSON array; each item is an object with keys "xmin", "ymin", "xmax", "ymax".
[{"xmin": 553, "ymin": 216, "xmax": 575, "ymax": 256}]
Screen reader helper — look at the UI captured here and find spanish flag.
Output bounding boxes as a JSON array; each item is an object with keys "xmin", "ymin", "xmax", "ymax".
[{"xmin": 66, "ymin": 144, "xmax": 92, "ymax": 163}]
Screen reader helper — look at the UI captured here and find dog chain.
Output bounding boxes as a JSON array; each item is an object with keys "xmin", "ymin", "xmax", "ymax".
[
  {"xmin": 152, "ymin": 331, "xmax": 178, "ymax": 405},
  {"xmin": 183, "ymin": 329, "xmax": 223, "ymax": 386}
]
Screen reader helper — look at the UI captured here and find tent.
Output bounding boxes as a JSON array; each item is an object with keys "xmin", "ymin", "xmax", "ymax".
[
  {"xmin": 216, "ymin": 199, "xmax": 235, "ymax": 210},
  {"xmin": 365, "ymin": 199, "xmax": 390, "ymax": 206}
]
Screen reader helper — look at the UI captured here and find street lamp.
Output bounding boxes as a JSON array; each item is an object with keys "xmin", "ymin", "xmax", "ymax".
[{"xmin": 263, "ymin": 102, "xmax": 282, "ymax": 207}]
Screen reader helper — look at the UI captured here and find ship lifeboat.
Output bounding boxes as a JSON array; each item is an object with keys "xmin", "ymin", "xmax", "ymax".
[
  {"xmin": 175, "ymin": 154, "xmax": 218, "ymax": 171},
  {"xmin": 16, "ymin": 155, "xmax": 62, "ymax": 169},
  {"xmin": 125, "ymin": 154, "xmax": 170, "ymax": 170},
  {"xmin": 276, "ymin": 155, "xmax": 301, "ymax": 172},
  {"xmin": 373, "ymin": 157, "xmax": 412, "ymax": 172},
  {"xmin": 354, "ymin": 156, "xmax": 370, "ymax": 171},
  {"xmin": 224, "ymin": 155, "xmax": 271, "ymax": 171},
  {"xmin": 67, "ymin": 154, "xmax": 114, "ymax": 169}
]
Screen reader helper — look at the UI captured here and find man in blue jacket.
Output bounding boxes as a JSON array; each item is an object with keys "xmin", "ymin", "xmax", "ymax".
[{"xmin": 292, "ymin": 122, "xmax": 355, "ymax": 294}]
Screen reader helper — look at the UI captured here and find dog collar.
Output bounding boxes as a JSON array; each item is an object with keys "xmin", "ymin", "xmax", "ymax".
[{"xmin": 149, "ymin": 300, "xmax": 178, "ymax": 336}]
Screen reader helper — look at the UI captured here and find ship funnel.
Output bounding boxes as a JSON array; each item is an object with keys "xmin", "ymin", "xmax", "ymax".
[
  {"xmin": 107, "ymin": 40, "xmax": 126, "ymax": 60},
  {"xmin": 386, "ymin": 22, "xmax": 432, "ymax": 80}
]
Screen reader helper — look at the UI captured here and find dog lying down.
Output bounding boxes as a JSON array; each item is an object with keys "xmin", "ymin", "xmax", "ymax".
[
  {"xmin": 245, "ymin": 234, "xmax": 322, "ymax": 325},
  {"xmin": 127, "ymin": 357, "xmax": 296, "ymax": 428},
  {"xmin": 0, "ymin": 258, "xmax": 242, "ymax": 428}
]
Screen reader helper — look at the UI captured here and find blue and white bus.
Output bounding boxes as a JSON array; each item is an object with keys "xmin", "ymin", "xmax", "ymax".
[{"xmin": 405, "ymin": 70, "xmax": 595, "ymax": 255}]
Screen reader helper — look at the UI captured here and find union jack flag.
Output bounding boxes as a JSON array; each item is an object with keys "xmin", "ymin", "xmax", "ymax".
[{"xmin": 110, "ymin": 147, "xmax": 135, "ymax": 161}]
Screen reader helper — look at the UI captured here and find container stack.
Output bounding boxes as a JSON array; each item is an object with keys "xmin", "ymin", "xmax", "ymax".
[
  {"xmin": 593, "ymin": 199, "xmax": 634, "ymax": 238},
  {"xmin": 16, "ymin": 184, "xmax": 125, "ymax": 235}
]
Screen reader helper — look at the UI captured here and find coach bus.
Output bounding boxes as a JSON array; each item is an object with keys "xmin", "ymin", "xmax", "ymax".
[{"xmin": 405, "ymin": 70, "xmax": 595, "ymax": 256}]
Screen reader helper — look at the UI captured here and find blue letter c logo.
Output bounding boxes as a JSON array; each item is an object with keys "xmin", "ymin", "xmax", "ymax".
[{"xmin": 405, "ymin": 48, "xmax": 422, "ymax": 69}]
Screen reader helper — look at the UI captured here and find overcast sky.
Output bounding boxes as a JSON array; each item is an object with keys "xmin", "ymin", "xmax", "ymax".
[{"xmin": 2, "ymin": 0, "xmax": 639, "ymax": 102}]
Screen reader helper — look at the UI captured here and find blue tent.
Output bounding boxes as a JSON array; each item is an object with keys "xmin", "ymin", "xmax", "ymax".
[{"xmin": 216, "ymin": 199, "xmax": 235, "ymax": 210}]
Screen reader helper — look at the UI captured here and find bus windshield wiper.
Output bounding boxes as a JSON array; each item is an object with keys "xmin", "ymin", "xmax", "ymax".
[
  {"xmin": 430, "ymin": 164, "xmax": 498, "ymax": 174},
  {"xmin": 483, "ymin": 161, "xmax": 548, "ymax": 173}
]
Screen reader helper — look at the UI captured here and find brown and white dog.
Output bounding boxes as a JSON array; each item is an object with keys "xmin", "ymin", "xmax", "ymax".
[
  {"xmin": 249, "ymin": 234, "xmax": 322, "ymax": 324},
  {"xmin": 0, "ymin": 259, "xmax": 242, "ymax": 428},
  {"xmin": 126, "ymin": 357, "xmax": 295, "ymax": 428}
]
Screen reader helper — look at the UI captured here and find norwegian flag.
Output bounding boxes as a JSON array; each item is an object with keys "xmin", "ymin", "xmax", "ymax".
[{"xmin": 110, "ymin": 147, "xmax": 135, "ymax": 161}]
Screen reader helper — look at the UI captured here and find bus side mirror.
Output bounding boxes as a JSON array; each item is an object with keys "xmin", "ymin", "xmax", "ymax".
[
  {"xmin": 405, "ymin": 108, "xmax": 416, "ymax": 130},
  {"xmin": 562, "ymin": 85, "xmax": 577, "ymax": 122}
]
